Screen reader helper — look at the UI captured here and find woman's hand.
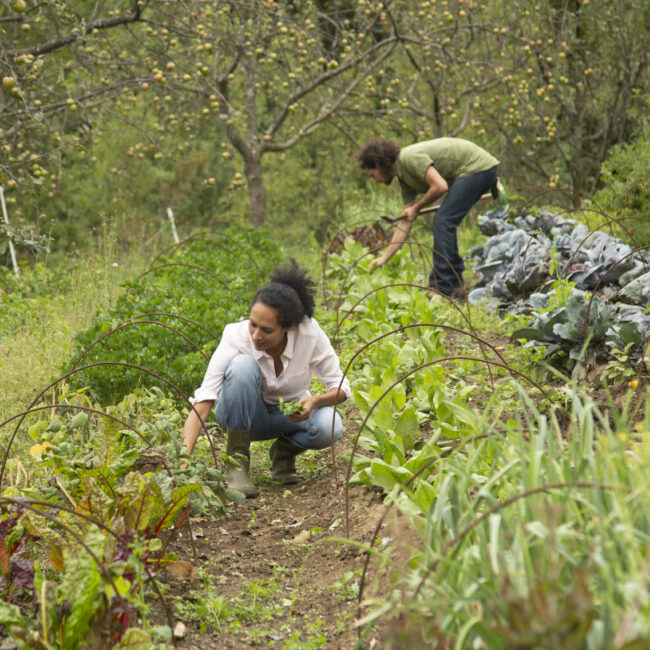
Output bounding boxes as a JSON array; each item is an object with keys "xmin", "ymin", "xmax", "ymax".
[
  {"xmin": 287, "ymin": 388, "xmax": 346, "ymax": 422},
  {"xmin": 289, "ymin": 395, "xmax": 320, "ymax": 422}
]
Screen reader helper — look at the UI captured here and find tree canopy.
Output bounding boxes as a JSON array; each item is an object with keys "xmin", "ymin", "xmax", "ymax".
[{"xmin": 1, "ymin": 0, "xmax": 648, "ymax": 251}]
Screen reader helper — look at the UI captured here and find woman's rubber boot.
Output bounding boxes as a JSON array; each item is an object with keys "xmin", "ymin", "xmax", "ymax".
[
  {"xmin": 269, "ymin": 437, "xmax": 302, "ymax": 485},
  {"xmin": 225, "ymin": 429, "xmax": 259, "ymax": 498}
]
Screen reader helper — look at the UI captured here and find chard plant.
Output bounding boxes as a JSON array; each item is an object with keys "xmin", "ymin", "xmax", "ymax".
[{"xmin": 0, "ymin": 386, "xmax": 214, "ymax": 648}]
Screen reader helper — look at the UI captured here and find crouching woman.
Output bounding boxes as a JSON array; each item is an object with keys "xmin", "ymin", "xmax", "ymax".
[{"xmin": 181, "ymin": 260, "xmax": 350, "ymax": 498}]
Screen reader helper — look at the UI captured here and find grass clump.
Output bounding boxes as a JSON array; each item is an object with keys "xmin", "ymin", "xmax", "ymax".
[{"xmin": 0, "ymin": 254, "xmax": 140, "ymax": 425}]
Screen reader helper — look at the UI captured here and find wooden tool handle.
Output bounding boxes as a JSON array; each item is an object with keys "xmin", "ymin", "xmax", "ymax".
[{"xmin": 380, "ymin": 192, "xmax": 493, "ymax": 224}]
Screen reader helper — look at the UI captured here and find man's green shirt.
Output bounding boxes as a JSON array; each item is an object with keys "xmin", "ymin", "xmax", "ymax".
[{"xmin": 397, "ymin": 138, "xmax": 499, "ymax": 205}]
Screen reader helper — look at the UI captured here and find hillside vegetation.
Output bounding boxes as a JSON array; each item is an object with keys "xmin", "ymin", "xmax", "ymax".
[
  {"xmin": 1, "ymin": 0, "xmax": 648, "ymax": 646},
  {"xmin": 1, "ymin": 208, "xmax": 648, "ymax": 647}
]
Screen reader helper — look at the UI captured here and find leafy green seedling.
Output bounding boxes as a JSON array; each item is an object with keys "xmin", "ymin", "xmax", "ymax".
[{"xmin": 278, "ymin": 398, "xmax": 305, "ymax": 416}]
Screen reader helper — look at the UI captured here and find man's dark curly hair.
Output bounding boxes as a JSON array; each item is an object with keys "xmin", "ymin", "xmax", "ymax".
[
  {"xmin": 251, "ymin": 259, "xmax": 316, "ymax": 328},
  {"xmin": 356, "ymin": 137, "xmax": 401, "ymax": 177}
]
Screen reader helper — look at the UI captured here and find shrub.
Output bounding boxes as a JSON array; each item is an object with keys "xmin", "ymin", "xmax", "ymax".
[
  {"xmin": 593, "ymin": 137, "xmax": 650, "ymax": 247},
  {"xmin": 67, "ymin": 226, "xmax": 281, "ymax": 404}
]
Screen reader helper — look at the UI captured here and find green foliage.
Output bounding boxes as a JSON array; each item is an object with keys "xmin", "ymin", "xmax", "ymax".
[
  {"xmin": 593, "ymin": 136, "xmax": 650, "ymax": 246},
  {"xmin": 3, "ymin": 0, "xmax": 649, "ymax": 251},
  {"xmin": 328, "ymin": 570, "xmax": 361, "ymax": 602},
  {"xmin": 174, "ymin": 566, "xmax": 288, "ymax": 636},
  {"xmin": 598, "ymin": 344, "xmax": 641, "ymax": 387},
  {"xmin": 326, "ymin": 237, "xmax": 501, "ymax": 493},
  {"xmin": 174, "ymin": 582, "xmax": 229, "ymax": 634},
  {"xmin": 0, "ymin": 221, "xmax": 51, "ymax": 265},
  {"xmin": 327, "ymin": 230, "xmax": 650, "ymax": 648},
  {"xmin": 0, "ymin": 384, "xmax": 214, "ymax": 648},
  {"xmin": 68, "ymin": 226, "xmax": 281, "ymax": 404},
  {"xmin": 0, "ymin": 251, "xmax": 139, "ymax": 425},
  {"xmin": 277, "ymin": 398, "xmax": 305, "ymax": 416},
  {"xmin": 510, "ymin": 288, "xmax": 615, "ymax": 372},
  {"xmin": 0, "ymin": 226, "xmax": 286, "ymax": 647},
  {"xmin": 2, "ymin": 193, "xmax": 648, "ymax": 649},
  {"xmin": 44, "ymin": 113, "xmax": 234, "ymax": 251},
  {"xmin": 265, "ymin": 135, "xmax": 357, "ymax": 251},
  {"xmin": 0, "ymin": 261, "xmax": 93, "ymax": 339},
  {"xmin": 378, "ymin": 390, "xmax": 650, "ymax": 649}
]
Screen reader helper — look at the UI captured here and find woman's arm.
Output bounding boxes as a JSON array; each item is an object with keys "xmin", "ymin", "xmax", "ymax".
[
  {"xmin": 290, "ymin": 387, "xmax": 346, "ymax": 422},
  {"xmin": 181, "ymin": 400, "xmax": 215, "ymax": 455}
]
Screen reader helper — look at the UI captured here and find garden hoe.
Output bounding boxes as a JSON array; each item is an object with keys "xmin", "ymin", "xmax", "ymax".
[{"xmin": 380, "ymin": 179, "xmax": 507, "ymax": 224}]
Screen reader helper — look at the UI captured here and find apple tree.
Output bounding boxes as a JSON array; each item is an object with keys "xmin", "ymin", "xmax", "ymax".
[
  {"xmin": 366, "ymin": 0, "xmax": 649, "ymax": 205},
  {"xmin": 1, "ymin": 0, "xmax": 402, "ymax": 233},
  {"xmin": 130, "ymin": 0, "xmax": 401, "ymax": 226}
]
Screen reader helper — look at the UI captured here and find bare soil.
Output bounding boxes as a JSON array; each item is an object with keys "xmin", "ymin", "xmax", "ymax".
[{"xmin": 159, "ymin": 410, "xmax": 393, "ymax": 649}]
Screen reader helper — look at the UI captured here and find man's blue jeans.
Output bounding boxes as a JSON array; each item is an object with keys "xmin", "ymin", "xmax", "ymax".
[
  {"xmin": 429, "ymin": 166, "xmax": 498, "ymax": 295},
  {"xmin": 213, "ymin": 354, "xmax": 344, "ymax": 450}
]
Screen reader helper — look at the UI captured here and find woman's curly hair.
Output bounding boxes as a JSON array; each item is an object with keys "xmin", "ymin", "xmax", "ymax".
[
  {"xmin": 251, "ymin": 259, "xmax": 316, "ymax": 327},
  {"xmin": 356, "ymin": 138, "xmax": 401, "ymax": 177}
]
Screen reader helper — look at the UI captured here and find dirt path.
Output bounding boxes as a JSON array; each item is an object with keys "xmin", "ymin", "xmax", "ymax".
[
  {"xmin": 161, "ymin": 414, "xmax": 391, "ymax": 649},
  {"xmin": 156, "ymin": 329, "xmax": 544, "ymax": 649}
]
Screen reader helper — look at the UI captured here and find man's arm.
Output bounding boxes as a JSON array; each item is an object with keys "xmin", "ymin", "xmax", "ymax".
[
  {"xmin": 370, "ymin": 165, "xmax": 448, "ymax": 268},
  {"xmin": 401, "ymin": 165, "xmax": 448, "ymax": 221},
  {"xmin": 369, "ymin": 217, "xmax": 414, "ymax": 268}
]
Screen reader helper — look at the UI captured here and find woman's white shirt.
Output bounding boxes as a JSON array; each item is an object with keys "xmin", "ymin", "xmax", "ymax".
[{"xmin": 191, "ymin": 317, "xmax": 351, "ymax": 405}]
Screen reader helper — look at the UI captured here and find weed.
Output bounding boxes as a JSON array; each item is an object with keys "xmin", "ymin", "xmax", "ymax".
[
  {"xmin": 174, "ymin": 586, "xmax": 229, "ymax": 634},
  {"xmin": 328, "ymin": 570, "xmax": 361, "ymax": 601},
  {"xmin": 283, "ymin": 621, "xmax": 328, "ymax": 649},
  {"xmin": 243, "ymin": 627, "xmax": 271, "ymax": 645},
  {"xmin": 599, "ymin": 344, "xmax": 639, "ymax": 386}
]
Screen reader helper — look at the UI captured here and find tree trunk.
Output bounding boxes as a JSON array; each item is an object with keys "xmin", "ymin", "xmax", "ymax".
[
  {"xmin": 432, "ymin": 91, "xmax": 443, "ymax": 138},
  {"xmin": 244, "ymin": 153, "xmax": 267, "ymax": 228}
]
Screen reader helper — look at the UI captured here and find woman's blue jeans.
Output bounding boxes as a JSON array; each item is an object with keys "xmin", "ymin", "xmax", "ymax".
[
  {"xmin": 429, "ymin": 166, "xmax": 498, "ymax": 295},
  {"xmin": 213, "ymin": 354, "xmax": 343, "ymax": 450}
]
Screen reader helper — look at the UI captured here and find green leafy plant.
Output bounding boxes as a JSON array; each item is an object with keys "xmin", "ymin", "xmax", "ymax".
[
  {"xmin": 0, "ymin": 222, "xmax": 51, "ymax": 263},
  {"xmin": 599, "ymin": 344, "xmax": 640, "ymax": 386},
  {"xmin": 277, "ymin": 398, "xmax": 305, "ymax": 416},
  {"xmin": 0, "ymin": 386, "xmax": 209, "ymax": 648},
  {"xmin": 68, "ymin": 227, "xmax": 281, "ymax": 404},
  {"xmin": 593, "ymin": 135, "xmax": 650, "ymax": 247},
  {"xmin": 174, "ymin": 582, "xmax": 230, "ymax": 634},
  {"xmin": 510, "ymin": 288, "xmax": 614, "ymax": 370},
  {"xmin": 328, "ymin": 570, "xmax": 361, "ymax": 602},
  {"xmin": 326, "ymin": 231, "xmax": 650, "ymax": 648},
  {"xmin": 357, "ymin": 388, "xmax": 650, "ymax": 649}
]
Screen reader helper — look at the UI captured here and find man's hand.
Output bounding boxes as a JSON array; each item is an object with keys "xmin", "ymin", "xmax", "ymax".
[
  {"xmin": 369, "ymin": 214, "xmax": 414, "ymax": 271},
  {"xmin": 369, "ymin": 255, "xmax": 389, "ymax": 270},
  {"xmin": 401, "ymin": 205, "xmax": 419, "ymax": 222}
]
